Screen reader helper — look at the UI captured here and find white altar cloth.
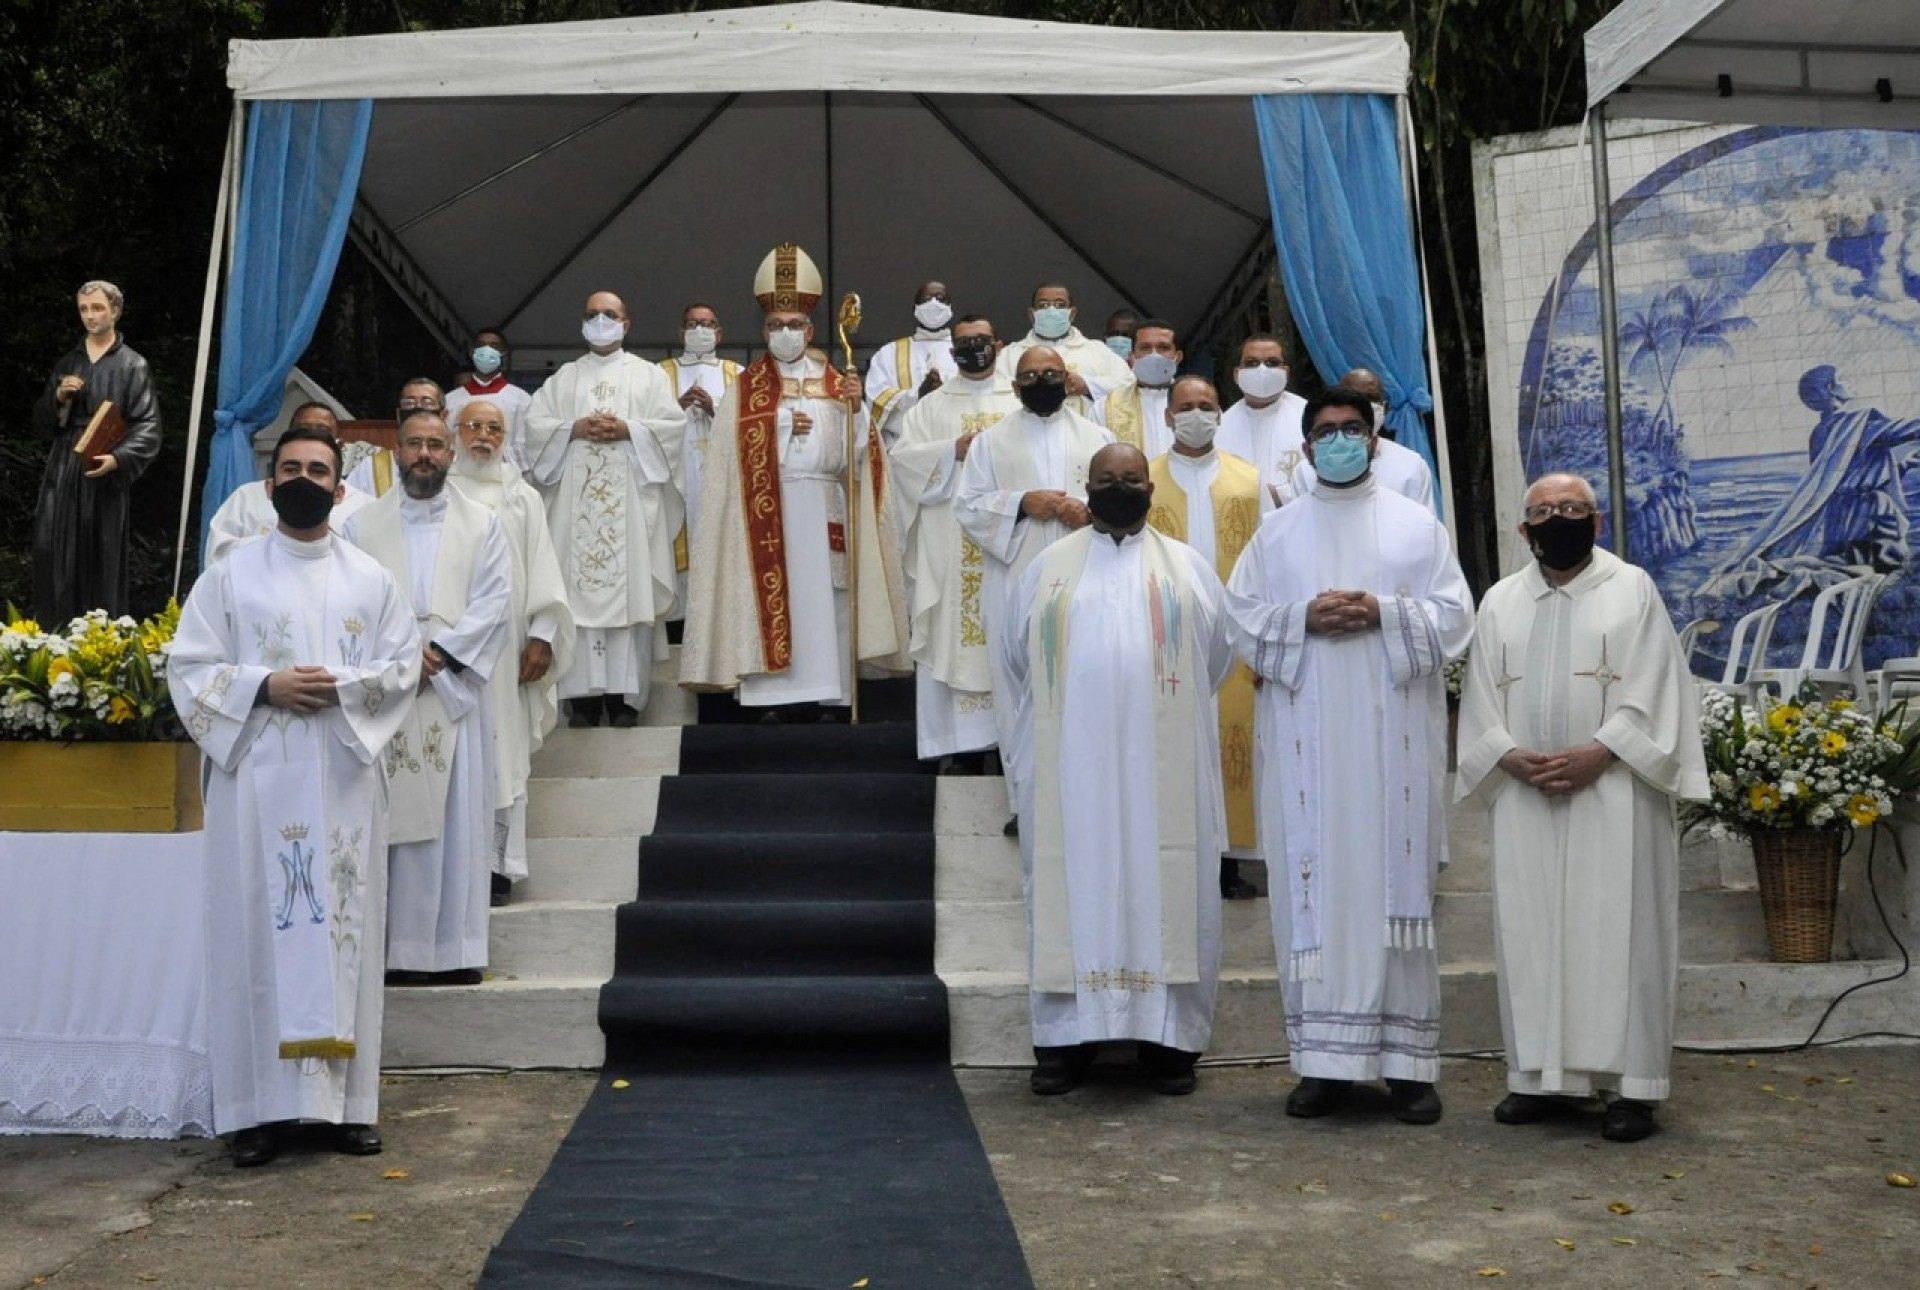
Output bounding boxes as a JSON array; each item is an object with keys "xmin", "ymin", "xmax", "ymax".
[{"xmin": 0, "ymin": 831, "xmax": 212, "ymax": 1139}]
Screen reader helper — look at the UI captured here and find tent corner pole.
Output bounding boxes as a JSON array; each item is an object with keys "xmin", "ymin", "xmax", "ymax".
[{"xmin": 1588, "ymin": 105, "xmax": 1630, "ymax": 561}]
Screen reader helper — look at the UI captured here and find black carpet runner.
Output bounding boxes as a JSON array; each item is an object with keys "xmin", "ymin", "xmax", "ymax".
[{"xmin": 482, "ymin": 699, "xmax": 1033, "ymax": 1288}]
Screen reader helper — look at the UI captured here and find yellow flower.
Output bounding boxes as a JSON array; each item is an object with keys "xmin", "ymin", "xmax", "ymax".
[
  {"xmin": 1748, "ymin": 783, "xmax": 1782, "ymax": 813},
  {"xmin": 1832, "ymin": 699, "xmax": 1856, "ymax": 711},
  {"xmin": 1848, "ymin": 794, "xmax": 1880, "ymax": 827},
  {"xmin": 46, "ymin": 657, "xmax": 75, "ymax": 683},
  {"xmin": 1822, "ymin": 731, "xmax": 1848, "ymax": 756},
  {"xmin": 107, "ymin": 696, "xmax": 135, "ymax": 725},
  {"xmin": 1766, "ymin": 705, "xmax": 1803, "ymax": 734},
  {"xmin": 8, "ymin": 617, "xmax": 40, "ymax": 634}
]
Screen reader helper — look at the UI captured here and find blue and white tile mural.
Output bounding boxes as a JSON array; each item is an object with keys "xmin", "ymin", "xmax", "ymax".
[{"xmin": 1480, "ymin": 123, "xmax": 1920, "ymax": 673}]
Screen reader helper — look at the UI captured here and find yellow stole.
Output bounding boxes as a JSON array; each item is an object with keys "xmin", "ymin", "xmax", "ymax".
[
  {"xmin": 1147, "ymin": 450, "xmax": 1262, "ymax": 851},
  {"xmin": 663, "ymin": 356, "xmax": 740, "ymax": 574},
  {"xmin": 1102, "ymin": 386, "xmax": 1145, "ymax": 451},
  {"xmin": 868, "ymin": 337, "xmax": 917, "ymax": 429},
  {"xmin": 371, "ymin": 448, "xmax": 394, "ymax": 497}
]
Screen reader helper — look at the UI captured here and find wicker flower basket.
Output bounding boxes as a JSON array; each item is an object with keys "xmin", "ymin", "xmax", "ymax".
[{"xmin": 1747, "ymin": 827, "xmax": 1845, "ymax": 963}]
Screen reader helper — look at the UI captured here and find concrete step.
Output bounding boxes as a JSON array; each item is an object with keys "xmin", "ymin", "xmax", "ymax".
[
  {"xmin": 517, "ymin": 836, "xmax": 636, "ymax": 903},
  {"xmin": 488, "ymin": 899, "xmax": 616, "ymax": 979},
  {"xmin": 527, "ymin": 776, "xmax": 660, "ymax": 839},
  {"xmin": 942, "ymin": 959, "xmax": 1920, "ymax": 1066},
  {"xmin": 382, "ymin": 977, "xmax": 604, "ymax": 1069},
  {"xmin": 933, "ymin": 888, "xmax": 1774, "ymax": 975},
  {"xmin": 530, "ymin": 726, "xmax": 679, "ymax": 779}
]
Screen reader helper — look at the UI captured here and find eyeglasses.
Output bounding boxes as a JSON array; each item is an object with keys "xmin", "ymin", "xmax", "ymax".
[
  {"xmin": 456, "ymin": 421, "xmax": 505, "ymax": 436},
  {"xmin": 397, "ymin": 400, "xmax": 441, "ymax": 413},
  {"xmin": 1015, "ymin": 370, "xmax": 1066, "ymax": 387},
  {"xmin": 400, "ymin": 437, "xmax": 453, "ymax": 454},
  {"xmin": 1305, "ymin": 422, "xmax": 1371, "ymax": 443},
  {"xmin": 1523, "ymin": 501, "xmax": 1596, "ymax": 523}
]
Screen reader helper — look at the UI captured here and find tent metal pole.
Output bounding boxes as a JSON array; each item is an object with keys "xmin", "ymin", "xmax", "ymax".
[
  {"xmin": 1588, "ymin": 106, "xmax": 1630, "ymax": 560},
  {"xmin": 914, "ymin": 94, "xmax": 1148, "ymax": 313},
  {"xmin": 1396, "ymin": 94, "xmax": 1457, "ymax": 539},
  {"xmin": 497, "ymin": 93, "xmax": 738, "ymax": 333},
  {"xmin": 172, "ymin": 101, "xmax": 243, "ymax": 597}
]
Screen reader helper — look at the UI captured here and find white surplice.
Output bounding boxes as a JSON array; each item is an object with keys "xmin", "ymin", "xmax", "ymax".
[
  {"xmin": 866, "ymin": 331, "xmax": 960, "ymax": 435},
  {"xmin": 1456, "ymin": 548, "xmax": 1708, "ymax": 1102},
  {"xmin": 449, "ymin": 455, "xmax": 576, "ymax": 883},
  {"xmin": 170, "ymin": 529, "xmax": 420, "ymax": 1133},
  {"xmin": 997, "ymin": 527, "xmax": 1234, "ymax": 1051},
  {"xmin": 444, "ymin": 376, "xmax": 534, "ymax": 472},
  {"xmin": 204, "ymin": 479, "xmax": 370, "ymax": 565},
  {"xmin": 346, "ymin": 490, "xmax": 513, "ymax": 972},
  {"xmin": 996, "ymin": 326, "xmax": 1136, "ymax": 412},
  {"xmin": 889, "ymin": 373, "xmax": 1021, "ymax": 758},
  {"xmin": 1227, "ymin": 476, "xmax": 1474, "ymax": 1082},
  {"xmin": 1216, "ymin": 394, "xmax": 1310, "ymax": 511},
  {"xmin": 953, "ymin": 405, "xmax": 1113, "ymax": 777},
  {"xmin": 524, "ymin": 348, "xmax": 687, "ymax": 705}
]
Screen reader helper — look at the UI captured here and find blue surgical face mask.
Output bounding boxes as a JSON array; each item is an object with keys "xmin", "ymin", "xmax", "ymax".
[
  {"xmin": 1312, "ymin": 433, "xmax": 1371, "ymax": 485},
  {"xmin": 471, "ymin": 345, "xmax": 503, "ymax": 375},
  {"xmin": 1104, "ymin": 334, "xmax": 1133, "ymax": 359},
  {"xmin": 1032, "ymin": 305, "xmax": 1073, "ymax": 340}
]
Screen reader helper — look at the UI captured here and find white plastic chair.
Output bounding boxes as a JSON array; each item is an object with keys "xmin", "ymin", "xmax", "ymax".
[
  {"xmin": 1677, "ymin": 616, "xmax": 1721, "ymax": 677},
  {"xmin": 1755, "ymin": 572, "xmax": 1888, "ymax": 705},
  {"xmin": 1701, "ymin": 599, "xmax": 1786, "ymax": 702}
]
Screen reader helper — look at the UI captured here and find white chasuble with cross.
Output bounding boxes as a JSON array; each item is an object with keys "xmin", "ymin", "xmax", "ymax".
[
  {"xmin": 169, "ymin": 531, "xmax": 420, "ymax": 1132},
  {"xmin": 1455, "ymin": 547, "xmax": 1708, "ymax": 1101},
  {"xmin": 996, "ymin": 526, "xmax": 1234, "ymax": 1052}
]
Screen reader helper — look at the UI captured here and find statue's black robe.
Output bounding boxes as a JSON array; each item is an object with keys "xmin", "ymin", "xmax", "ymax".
[{"xmin": 30, "ymin": 336, "xmax": 162, "ymax": 622}]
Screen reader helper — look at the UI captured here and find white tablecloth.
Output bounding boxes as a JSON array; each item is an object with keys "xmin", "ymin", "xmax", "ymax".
[{"xmin": 0, "ymin": 830, "xmax": 212, "ymax": 1139}]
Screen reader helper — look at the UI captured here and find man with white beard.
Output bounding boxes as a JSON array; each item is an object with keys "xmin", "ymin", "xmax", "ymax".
[
  {"xmin": 205, "ymin": 402, "xmax": 370, "ymax": 564},
  {"xmin": 447, "ymin": 399, "xmax": 575, "ymax": 907},
  {"xmin": 171, "ymin": 424, "xmax": 420, "ymax": 1167},
  {"xmin": 955, "ymin": 344, "xmax": 1112, "ymax": 833},
  {"xmin": 659, "ymin": 301, "xmax": 740, "ymax": 612},
  {"xmin": 524, "ymin": 290, "xmax": 687, "ymax": 728},
  {"xmin": 1456, "ymin": 472, "xmax": 1707, "ymax": 1143},
  {"xmin": 1227, "ymin": 387, "xmax": 1473, "ymax": 1125},
  {"xmin": 889, "ymin": 314, "xmax": 1020, "ymax": 766},
  {"xmin": 866, "ymin": 279, "xmax": 961, "ymax": 438},
  {"xmin": 997, "ymin": 442, "xmax": 1235, "ymax": 1096},
  {"xmin": 345, "ymin": 411, "xmax": 513, "ymax": 986}
]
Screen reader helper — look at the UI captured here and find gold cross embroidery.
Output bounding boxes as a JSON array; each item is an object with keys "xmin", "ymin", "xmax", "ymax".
[
  {"xmin": 1574, "ymin": 636, "xmax": 1623, "ymax": 715},
  {"xmin": 1493, "ymin": 643, "xmax": 1523, "ymax": 721}
]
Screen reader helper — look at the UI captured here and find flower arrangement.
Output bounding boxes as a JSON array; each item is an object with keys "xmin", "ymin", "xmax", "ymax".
[
  {"xmin": 0, "ymin": 603, "xmax": 182, "ymax": 741},
  {"xmin": 1687, "ymin": 687, "xmax": 1920, "ymax": 837}
]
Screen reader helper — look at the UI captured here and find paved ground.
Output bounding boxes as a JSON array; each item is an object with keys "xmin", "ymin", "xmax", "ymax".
[{"xmin": 5, "ymin": 1049, "xmax": 1916, "ymax": 1289}]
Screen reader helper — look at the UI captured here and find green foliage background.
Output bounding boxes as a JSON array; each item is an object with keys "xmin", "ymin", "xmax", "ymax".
[{"xmin": 0, "ymin": 0, "xmax": 1619, "ymax": 611}]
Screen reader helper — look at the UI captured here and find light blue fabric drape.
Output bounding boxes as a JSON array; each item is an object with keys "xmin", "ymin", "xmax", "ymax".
[
  {"xmin": 201, "ymin": 99, "xmax": 373, "ymax": 563},
  {"xmin": 1254, "ymin": 93, "xmax": 1439, "ymax": 513}
]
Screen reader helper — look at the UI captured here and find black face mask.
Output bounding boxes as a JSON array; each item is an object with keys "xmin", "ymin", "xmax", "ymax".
[
  {"xmin": 1087, "ymin": 482, "xmax": 1152, "ymax": 529},
  {"xmin": 270, "ymin": 475, "xmax": 335, "ymax": 530},
  {"xmin": 1018, "ymin": 377, "xmax": 1067, "ymax": 418},
  {"xmin": 953, "ymin": 339, "xmax": 996, "ymax": 375},
  {"xmin": 1526, "ymin": 514, "xmax": 1597, "ymax": 571}
]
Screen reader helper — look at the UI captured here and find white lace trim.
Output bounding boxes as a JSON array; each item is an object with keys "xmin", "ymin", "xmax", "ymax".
[{"xmin": 0, "ymin": 1033, "xmax": 214, "ymax": 1139}]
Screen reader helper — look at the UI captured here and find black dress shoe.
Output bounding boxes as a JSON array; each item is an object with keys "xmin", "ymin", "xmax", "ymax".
[
  {"xmin": 1285, "ymin": 1076, "xmax": 1350, "ymax": 1118},
  {"xmin": 566, "ymin": 703, "xmax": 594, "ymax": 730},
  {"xmin": 758, "ymin": 709, "xmax": 785, "ymax": 726},
  {"xmin": 607, "ymin": 699, "xmax": 640, "ymax": 729},
  {"xmin": 230, "ymin": 1125, "xmax": 279, "ymax": 1168},
  {"xmin": 1138, "ymin": 1044, "xmax": 1200, "ymax": 1095},
  {"xmin": 1003, "ymin": 815, "xmax": 1020, "ymax": 838},
  {"xmin": 1220, "ymin": 874, "xmax": 1259, "ymax": 900},
  {"xmin": 490, "ymin": 873, "xmax": 512, "ymax": 908},
  {"xmin": 384, "ymin": 969, "xmax": 426, "ymax": 986},
  {"xmin": 1601, "ymin": 1098, "xmax": 1658, "ymax": 1143},
  {"xmin": 428, "ymin": 968, "xmax": 483, "ymax": 986},
  {"xmin": 1388, "ymin": 1079, "xmax": 1443, "ymax": 1125},
  {"xmin": 1030, "ymin": 1045, "xmax": 1092, "ymax": 1096},
  {"xmin": 1493, "ymin": 1092, "xmax": 1557, "ymax": 1125},
  {"xmin": 333, "ymin": 1123, "xmax": 383, "ymax": 1155}
]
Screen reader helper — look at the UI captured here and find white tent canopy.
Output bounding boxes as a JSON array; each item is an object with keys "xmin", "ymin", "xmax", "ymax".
[
  {"xmin": 1587, "ymin": 0, "xmax": 1920, "ymax": 128},
  {"xmin": 219, "ymin": 3, "xmax": 1412, "ymax": 365}
]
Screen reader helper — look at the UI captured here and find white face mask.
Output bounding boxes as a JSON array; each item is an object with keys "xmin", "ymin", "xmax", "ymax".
[
  {"xmin": 1371, "ymin": 401, "xmax": 1387, "ymax": 431},
  {"xmin": 913, "ymin": 298, "xmax": 953, "ymax": 331},
  {"xmin": 1237, "ymin": 363, "xmax": 1288, "ymax": 400},
  {"xmin": 767, "ymin": 326, "xmax": 808, "ymax": 363},
  {"xmin": 683, "ymin": 324, "xmax": 718, "ymax": 356},
  {"xmin": 1132, "ymin": 352, "xmax": 1178, "ymax": 388},
  {"xmin": 582, "ymin": 313, "xmax": 625, "ymax": 347},
  {"xmin": 1170, "ymin": 408, "xmax": 1220, "ymax": 450}
]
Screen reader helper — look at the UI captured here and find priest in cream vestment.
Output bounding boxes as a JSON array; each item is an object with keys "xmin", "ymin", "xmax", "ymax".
[
  {"xmin": 1144, "ymin": 377, "xmax": 1264, "ymax": 899},
  {"xmin": 345, "ymin": 412, "xmax": 513, "ymax": 980},
  {"xmin": 680, "ymin": 243, "xmax": 909, "ymax": 709},
  {"xmin": 1092, "ymin": 319, "xmax": 1183, "ymax": 457},
  {"xmin": 998, "ymin": 443, "xmax": 1234, "ymax": 1096},
  {"xmin": 1226, "ymin": 388, "xmax": 1473, "ymax": 1126},
  {"xmin": 524, "ymin": 290, "xmax": 687, "ymax": 727},
  {"xmin": 448, "ymin": 400, "xmax": 575, "ymax": 894},
  {"xmin": 955, "ymin": 345, "xmax": 1112, "ymax": 814},
  {"xmin": 206, "ymin": 403, "xmax": 369, "ymax": 565},
  {"xmin": 1456, "ymin": 472, "xmax": 1707, "ymax": 1143},
  {"xmin": 171, "ymin": 427, "xmax": 420, "ymax": 1158},
  {"xmin": 996, "ymin": 281, "xmax": 1134, "ymax": 416},
  {"xmin": 660, "ymin": 302, "xmax": 741, "ymax": 610},
  {"xmin": 889, "ymin": 314, "xmax": 1020, "ymax": 761}
]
